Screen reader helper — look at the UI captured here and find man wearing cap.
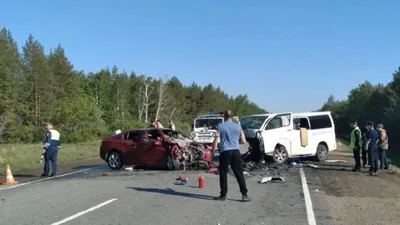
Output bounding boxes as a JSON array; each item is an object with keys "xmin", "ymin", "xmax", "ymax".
[
  {"xmin": 349, "ymin": 120, "xmax": 363, "ymax": 172},
  {"xmin": 41, "ymin": 122, "xmax": 61, "ymax": 177},
  {"xmin": 376, "ymin": 123, "xmax": 389, "ymax": 170},
  {"xmin": 212, "ymin": 110, "xmax": 251, "ymax": 202},
  {"xmin": 365, "ymin": 121, "xmax": 379, "ymax": 176}
]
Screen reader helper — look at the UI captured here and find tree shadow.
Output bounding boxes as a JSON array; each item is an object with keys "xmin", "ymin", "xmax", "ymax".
[
  {"xmin": 72, "ymin": 164, "xmax": 105, "ymax": 170},
  {"xmin": 126, "ymin": 187, "xmax": 214, "ymax": 200},
  {"xmin": 13, "ymin": 174, "xmax": 36, "ymax": 178}
]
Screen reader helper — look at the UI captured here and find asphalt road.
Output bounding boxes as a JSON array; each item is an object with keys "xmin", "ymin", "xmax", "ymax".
[{"xmin": 0, "ymin": 144, "xmax": 336, "ymax": 225}]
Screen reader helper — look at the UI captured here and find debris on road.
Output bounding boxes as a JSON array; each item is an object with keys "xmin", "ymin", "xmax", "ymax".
[
  {"xmin": 243, "ymin": 171, "xmax": 251, "ymax": 177},
  {"xmin": 124, "ymin": 167, "xmax": 134, "ymax": 171},
  {"xmin": 174, "ymin": 176, "xmax": 188, "ymax": 185},
  {"xmin": 258, "ymin": 176, "xmax": 285, "ymax": 184},
  {"xmin": 208, "ymin": 167, "xmax": 219, "ymax": 174},
  {"xmin": 325, "ymin": 160, "xmax": 346, "ymax": 163},
  {"xmin": 308, "ymin": 164, "xmax": 319, "ymax": 168}
]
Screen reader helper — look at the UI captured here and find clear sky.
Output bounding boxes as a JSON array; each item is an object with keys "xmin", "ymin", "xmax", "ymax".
[{"xmin": 1, "ymin": 0, "xmax": 399, "ymax": 112}]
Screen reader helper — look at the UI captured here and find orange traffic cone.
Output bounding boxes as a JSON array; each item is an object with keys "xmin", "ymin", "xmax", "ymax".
[{"xmin": 1, "ymin": 165, "xmax": 18, "ymax": 185}]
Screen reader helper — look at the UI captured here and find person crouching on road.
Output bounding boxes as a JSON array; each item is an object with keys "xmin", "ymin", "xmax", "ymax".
[
  {"xmin": 365, "ymin": 121, "xmax": 379, "ymax": 176},
  {"xmin": 361, "ymin": 128, "xmax": 369, "ymax": 168},
  {"xmin": 376, "ymin": 123, "xmax": 389, "ymax": 170},
  {"xmin": 349, "ymin": 120, "xmax": 363, "ymax": 172},
  {"xmin": 41, "ymin": 122, "xmax": 61, "ymax": 177},
  {"xmin": 212, "ymin": 110, "xmax": 251, "ymax": 202}
]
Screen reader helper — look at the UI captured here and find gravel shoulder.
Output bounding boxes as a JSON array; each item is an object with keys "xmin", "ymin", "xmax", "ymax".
[{"xmin": 307, "ymin": 147, "xmax": 400, "ymax": 225}]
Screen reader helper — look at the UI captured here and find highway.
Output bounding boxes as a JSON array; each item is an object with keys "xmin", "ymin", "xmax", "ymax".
[{"xmin": 1, "ymin": 145, "xmax": 398, "ymax": 225}]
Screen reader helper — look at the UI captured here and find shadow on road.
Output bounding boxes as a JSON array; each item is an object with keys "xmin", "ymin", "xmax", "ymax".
[
  {"xmin": 126, "ymin": 187, "xmax": 214, "ymax": 200},
  {"xmin": 315, "ymin": 164, "xmax": 354, "ymax": 168},
  {"xmin": 13, "ymin": 174, "xmax": 36, "ymax": 178},
  {"xmin": 308, "ymin": 167, "xmax": 354, "ymax": 172},
  {"xmin": 72, "ymin": 164, "xmax": 105, "ymax": 170}
]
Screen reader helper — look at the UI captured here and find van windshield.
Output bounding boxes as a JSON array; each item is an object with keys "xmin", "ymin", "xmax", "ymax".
[
  {"xmin": 195, "ymin": 118, "xmax": 223, "ymax": 129},
  {"xmin": 240, "ymin": 116, "xmax": 268, "ymax": 129}
]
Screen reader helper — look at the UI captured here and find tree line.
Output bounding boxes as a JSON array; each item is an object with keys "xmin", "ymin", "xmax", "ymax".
[
  {"xmin": 0, "ymin": 28, "xmax": 267, "ymax": 143},
  {"xmin": 318, "ymin": 68, "xmax": 400, "ymax": 152}
]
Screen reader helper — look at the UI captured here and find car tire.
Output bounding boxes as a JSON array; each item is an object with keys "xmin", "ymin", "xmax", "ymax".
[
  {"xmin": 166, "ymin": 155, "xmax": 179, "ymax": 170},
  {"xmin": 272, "ymin": 145, "xmax": 288, "ymax": 164},
  {"xmin": 107, "ymin": 151, "xmax": 123, "ymax": 170},
  {"xmin": 315, "ymin": 144, "xmax": 328, "ymax": 161}
]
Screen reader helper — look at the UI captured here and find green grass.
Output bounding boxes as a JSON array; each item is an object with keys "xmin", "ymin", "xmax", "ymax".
[
  {"xmin": 336, "ymin": 137, "xmax": 399, "ymax": 168},
  {"xmin": 0, "ymin": 141, "xmax": 101, "ymax": 174}
]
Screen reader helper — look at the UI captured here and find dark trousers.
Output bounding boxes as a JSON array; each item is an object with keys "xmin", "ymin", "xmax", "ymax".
[
  {"xmin": 362, "ymin": 146, "xmax": 368, "ymax": 166},
  {"xmin": 379, "ymin": 149, "xmax": 388, "ymax": 169},
  {"xmin": 44, "ymin": 150, "xmax": 58, "ymax": 175},
  {"xmin": 352, "ymin": 148, "xmax": 361, "ymax": 169},
  {"xmin": 219, "ymin": 150, "xmax": 248, "ymax": 196},
  {"xmin": 368, "ymin": 145, "xmax": 379, "ymax": 172}
]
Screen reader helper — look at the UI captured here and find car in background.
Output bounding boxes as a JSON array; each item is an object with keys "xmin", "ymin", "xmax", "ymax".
[
  {"xmin": 100, "ymin": 128, "xmax": 214, "ymax": 170},
  {"xmin": 190, "ymin": 114, "xmax": 240, "ymax": 147}
]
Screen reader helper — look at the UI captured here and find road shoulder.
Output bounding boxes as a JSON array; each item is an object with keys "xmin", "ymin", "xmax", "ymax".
[
  {"xmin": 4, "ymin": 158, "xmax": 105, "ymax": 184},
  {"xmin": 307, "ymin": 147, "xmax": 400, "ymax": 225}
]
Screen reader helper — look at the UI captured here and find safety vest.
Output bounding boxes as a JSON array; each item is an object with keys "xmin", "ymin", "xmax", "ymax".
[{"xmin": 350, "ymin": 126, "xmax": 362, "ymax": 149}]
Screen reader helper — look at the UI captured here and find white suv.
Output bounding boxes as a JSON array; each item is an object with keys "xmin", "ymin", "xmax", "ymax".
[{"xmin": 241, "ymin": 111, "xmax": 337, "ymax": 164}]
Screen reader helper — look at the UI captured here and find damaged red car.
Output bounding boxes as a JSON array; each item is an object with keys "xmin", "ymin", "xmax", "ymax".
[{"xmin": 100, "ymin": 128, "xmax": 215, "ymax": 170}]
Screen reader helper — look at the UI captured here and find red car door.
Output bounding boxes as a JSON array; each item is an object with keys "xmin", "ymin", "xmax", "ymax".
[
  {"xmin": 120, "ymin": 131, "xmax": 145, "ymax": 165},
  {"xmin": 141, "ymin": 140, "xmax": 167, "ymax": 168},
  {"xmin": 141, "ymin": 130, "xmax": 168, "ymax": 168},
  {"xmin": 121, "ymin": 139, "xmax": 140, "ymax": 165}
]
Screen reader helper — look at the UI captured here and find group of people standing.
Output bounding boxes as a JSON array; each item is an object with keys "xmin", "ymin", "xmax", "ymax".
[{"xmin": 349, "ymin": 120, "xmax": 389, "ymax": 176}]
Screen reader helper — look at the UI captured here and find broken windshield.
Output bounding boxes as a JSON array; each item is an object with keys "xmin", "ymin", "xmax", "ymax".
[{"xmin": 240, "ymin": 116, "xmax": 268, "ymax": 130}]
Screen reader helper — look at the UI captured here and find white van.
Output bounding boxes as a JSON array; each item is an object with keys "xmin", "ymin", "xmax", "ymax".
[{"xmin": 240, "ymin": 111, "xmax": 337, "ymax": 164}]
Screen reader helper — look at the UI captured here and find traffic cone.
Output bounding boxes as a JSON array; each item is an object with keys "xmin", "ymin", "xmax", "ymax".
[{"xmin": 1, "ymin": 165, "xmax": 18, "ymax": 185}]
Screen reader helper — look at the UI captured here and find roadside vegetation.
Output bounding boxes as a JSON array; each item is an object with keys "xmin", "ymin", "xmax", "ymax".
[
  {"xmin": 0, "ymin": 27, "xmax": 267, "ymax": 171},
  {"xmin": 0, "ymin": 141, "xmax": 100, "ymax": 174},
  {"xmin": 319, "ymin": 69, "xmax": 400, "ymax": 167}
]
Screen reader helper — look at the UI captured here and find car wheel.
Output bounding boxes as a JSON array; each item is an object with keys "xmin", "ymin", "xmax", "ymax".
[
  {"xmin": 107, "ymin": 151, "xmax": 123, "ymax": 170},
  {"xmin": 166, "ymin": 155, "xmax": 179, "ymax": 170},
  {"xmin": 272, "ymin": 145, "xmax": 288, "ymax": 164},
  {"xmin": 315, "ymin": 144, "xmax": 328, "ymax": 161}
]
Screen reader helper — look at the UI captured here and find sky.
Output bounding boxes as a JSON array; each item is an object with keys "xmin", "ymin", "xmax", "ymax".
[{"xmin": 1, "ymin": 0, "xmax": 400, "ymax": 113}]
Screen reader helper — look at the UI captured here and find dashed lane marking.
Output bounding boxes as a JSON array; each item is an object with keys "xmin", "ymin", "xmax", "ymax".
[{"xmin": 50, "ymin": 198, "xmax": 118, "ymax": 225}]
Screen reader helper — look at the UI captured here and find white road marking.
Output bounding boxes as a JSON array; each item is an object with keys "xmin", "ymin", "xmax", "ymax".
[
  {"xmin": 50, "ymin": 198, "xmax": 118, "ymax": 225},
  {"xmin": 0, "ymin": 166, "xmax": 103, "ymax": 191},
  {"xmin": 299, "ymin": 167, "xmax": 317, "ymax": 225}
]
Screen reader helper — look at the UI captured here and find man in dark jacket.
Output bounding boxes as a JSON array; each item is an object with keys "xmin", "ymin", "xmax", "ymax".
[
  {"xmin": 365, "ymin": 121, "xmax": 379, "ymax": 176},
  {"xmin": 361, "ymin": 128, "xmax": 369, "ymax": 168}
]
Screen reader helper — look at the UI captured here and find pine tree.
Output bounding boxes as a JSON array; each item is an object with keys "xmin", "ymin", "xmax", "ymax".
[{"xmin": 21, "ymin": 34, "xmax": 55, "ymax": 141}]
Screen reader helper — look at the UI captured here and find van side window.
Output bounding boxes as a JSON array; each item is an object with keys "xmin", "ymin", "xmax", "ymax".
[
  {"xmin": 308, "ymin": 115, "xmax": 332, "ymax": 129},
  {"xmin": 293, "ymin": 118, "xmax": 310, "ymax": 130},
  {"xmin": 266, "ymin": 114, "xmax": 291, "ymax": 130}
]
